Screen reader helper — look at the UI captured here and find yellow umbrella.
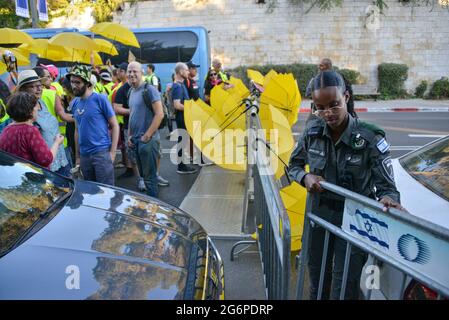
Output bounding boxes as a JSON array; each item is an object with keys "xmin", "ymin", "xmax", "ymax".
[
  {"xmin": 260, "ymin": 73, "xmax": 301, "ymax": 127},
  {"xmin": 247, "ymin": 69, "xmax": 265, "ymax": 86},
  {"xmin": 71, "ymin": 49, "xmax": 103, "ymax": 66},
  {"xmin": 263, "ymin": 69, "xmax": 278, "ymax": 88},
  {"xmin": 90, "ymin": 22, "xmax": 140, "ymax": 48},
  {"xmin": 280, "ymin": 181, "xmax": 307, "ymax": 251},
  {"xmin": 19, "ymin": 39, "xmax": 72, "ymax": 61},
  {"xmin": 49, "ymin": 32, "xmax": 98, "ymax": 52},
  {"xmin": 93, "ymin": 38, "xmax": 119, "ymax": 56},
  {"xmin": 185, "ymin": 99, "xmax": 247, "ymax": 171},
  {"xmin": 0, "ymin": 47, "xmax": 30, "ymax": 66},
  {"xmin": 0, "ymin": 28, "xmax": 35, "ymax": 46}
]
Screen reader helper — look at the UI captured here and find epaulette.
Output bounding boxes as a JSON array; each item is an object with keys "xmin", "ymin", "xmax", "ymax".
[
  {"xmin": 358, "ymin": 121, "xmax": 386, "ymax": 138},
  {"xmin": 306, "ymin": 118, "xmax": 325, "ymax": 137}
]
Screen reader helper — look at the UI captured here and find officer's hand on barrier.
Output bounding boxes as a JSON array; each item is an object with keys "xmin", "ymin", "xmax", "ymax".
[
  {"xmin": 303, "ymin": 174, "xmax": 324, "ymax": 193},
  {"xmin": 380, "ymin": 196, "xmax": 408, "ymax": 213}
]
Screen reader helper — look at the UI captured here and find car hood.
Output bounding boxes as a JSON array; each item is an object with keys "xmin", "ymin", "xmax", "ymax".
[{"xmin": 0, "ymin": 180, "xmax": 208, "ymax": 299}]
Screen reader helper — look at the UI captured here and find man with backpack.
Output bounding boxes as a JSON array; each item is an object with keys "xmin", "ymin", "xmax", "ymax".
[
  {"xmin": 146, "ymin": 64, "xmax": 161, "ymax": 92},
  {"xmin": 127, "ymin": 62, "xmax": 164, "ymax": 198}
]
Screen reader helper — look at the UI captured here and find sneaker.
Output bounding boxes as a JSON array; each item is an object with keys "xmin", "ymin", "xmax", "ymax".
[
  {"xmin": 138, "ymin": 178, "xmax": 147, "ymax": 192},
  {"xmin": 118, "ymin": 168, "xmax": 134, "ymax": 179},
  {"xmin": 177, "ymin": 164, "xmax": 198, "ymax": 175},
  {"xmin": 157, "ymin": 175, "xmax": 169, "ymax": 187}
]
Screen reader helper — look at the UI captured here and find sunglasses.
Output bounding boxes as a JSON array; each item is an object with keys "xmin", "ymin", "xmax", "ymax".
[{"xmin": 210, "ymin": 73, "xmax": 217, "ymax": 76}]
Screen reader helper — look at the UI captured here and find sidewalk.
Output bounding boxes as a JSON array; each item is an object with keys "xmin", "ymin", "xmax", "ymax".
[{"xmin": 300, "ymin": 99, "xmax": 449, "ymax": 112}]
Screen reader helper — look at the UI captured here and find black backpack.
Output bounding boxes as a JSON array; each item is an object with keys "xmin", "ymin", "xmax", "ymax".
[{"xmin": 128, "ymin": 82, "xmax": 168, "ymax": 129}]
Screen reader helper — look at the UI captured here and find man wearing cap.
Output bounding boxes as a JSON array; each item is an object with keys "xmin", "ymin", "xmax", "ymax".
[
  {"xmin": 185, "ymin": 62, "xmax": 200, "ymax": 100},
  {"xmin": 68, "ymin": 65, "xmax": 119, "ymax": 186},
  {"xmin": 99, "ymin": 69, "xmax": 114, "ymax": 96}
]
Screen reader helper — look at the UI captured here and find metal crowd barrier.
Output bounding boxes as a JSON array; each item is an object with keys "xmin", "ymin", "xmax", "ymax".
[
  {"xmin": 296, "ymin": 181, "xmax": 449, "ymax": 300},
  {"xmin": 231, "ymin": 105, "xmax": 291, "ymax": 300}
]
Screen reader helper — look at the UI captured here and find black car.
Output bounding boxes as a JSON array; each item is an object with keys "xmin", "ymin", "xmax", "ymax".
[{"xmin": 0, "ymin": 151, "xmax": 224, "ymax": 300}]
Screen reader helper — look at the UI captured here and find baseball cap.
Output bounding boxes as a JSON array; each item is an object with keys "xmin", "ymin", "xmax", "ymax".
[
  {"xmin": 100, "ymin": 71, "xmax": 112, "ymax": 82},
  {"xmin": 116, "ymin": 62, "xmax": 129, "ymax": 71},
  {"xmin": 187, "ymin": 61, "xmax": 200, "ymax": 69},
  {"xmin": 40, "ymin": 64, "xmax": 58, "ymax": 79}
]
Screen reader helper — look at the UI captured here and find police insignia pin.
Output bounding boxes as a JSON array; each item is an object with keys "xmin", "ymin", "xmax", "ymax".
[{"xmin": 352, "ymin": 133, "xmax": 366, "ymax": 150}]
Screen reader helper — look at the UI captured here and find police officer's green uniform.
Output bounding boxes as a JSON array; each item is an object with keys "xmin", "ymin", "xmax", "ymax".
[{"xmin": 288, "ymin": 114, "xmax": 400, "ymax": 300}]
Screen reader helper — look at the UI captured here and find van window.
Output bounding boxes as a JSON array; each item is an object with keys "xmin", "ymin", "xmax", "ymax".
[{"xmin": 108, "ymin": 31, "xmax": 198, "ymax": 65}]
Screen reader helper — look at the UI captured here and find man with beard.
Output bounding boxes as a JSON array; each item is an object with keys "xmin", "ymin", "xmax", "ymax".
[{"xmin": 68, "ymin": 65, "xmax": 119, "ymax": 186}]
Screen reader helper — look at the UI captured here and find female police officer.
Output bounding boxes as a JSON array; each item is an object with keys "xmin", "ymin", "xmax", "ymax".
[{"xmin": 288, "ymin": 70, "xmax": 405, "ymax": 300}]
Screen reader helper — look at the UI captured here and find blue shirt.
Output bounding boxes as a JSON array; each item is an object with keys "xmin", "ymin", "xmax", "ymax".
[
  {"xmin": 171, "ymin": 81, "xmax": 190, "ymax": 107},
  {"xmin": 72, "ymin": 92, "xmax": 115, "ymax": 156}
]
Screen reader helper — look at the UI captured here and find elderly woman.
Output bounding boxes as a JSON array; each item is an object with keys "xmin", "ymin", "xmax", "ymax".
[
  {"xmin": 16, "ymin": 69, "xmax": 71, "ymax": 176},
  {"xmin": 0, "ymin": 92, "xmax": 64, "ymax": 168}
]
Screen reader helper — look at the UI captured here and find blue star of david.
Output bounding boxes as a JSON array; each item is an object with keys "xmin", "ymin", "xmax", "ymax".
[{"xmin": 364, "ymin": 221, "xmax": 373, "ymax": 233}]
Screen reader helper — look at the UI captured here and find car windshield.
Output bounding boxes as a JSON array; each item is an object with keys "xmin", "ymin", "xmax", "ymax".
[
  {"xmin": 400, "ymin": 136, "xmax": 449, "ymax": 202},
  {"xmin": 0, "ymin": 152, "xmax": 73, "ymax": 254}
]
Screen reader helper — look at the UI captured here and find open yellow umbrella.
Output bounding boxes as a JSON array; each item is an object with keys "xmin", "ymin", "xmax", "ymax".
[
  {"xmin": 19, "ymin": 39, "xmax": 72, "ymax": 61},
  {"xmin": 0, "ymin": 28, "xmax": 35, "ymax": 46},
  {"xmin": 93, "ymin": 38, "xmax": 119, "ymax": 56},
  {"xmin": 280, "ymin": 181, "xmax": 307, "ymax": 251},
  {"xmin": 90, "ymin": 22, "xmax": 140, "ymax": 48},
  {"xmin": 260, "ymin": 73, "xmax": 301, "ymax": 127},
  {"xmin": 49, "ymin": 32, "xmax": 98, "ymax": 55},
  {"xmin": 0, "ymin": 47, "xmax": 30, "ymax": 66}
]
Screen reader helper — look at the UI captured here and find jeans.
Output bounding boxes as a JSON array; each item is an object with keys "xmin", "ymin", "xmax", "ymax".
[
  {"xmin": 80, "ymin": 150, "xmax": 114, "ymax": 186},
  {"xmin": 307, "ymin": 203, "xmax": 367, "ymax": 300},
  {"xmin": 133, "ymin": 136, "xmax": 159, "ymax": 198}
]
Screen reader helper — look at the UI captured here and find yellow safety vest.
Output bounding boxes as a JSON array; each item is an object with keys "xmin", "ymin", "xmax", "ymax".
[
  {"xmin": 51, "ymin": 81, "xmax": 64, "ymax": 97},
  {"xmin": 110, "ymin": 82, "xmax": 124, "ymax": 125},
  {"xmin": 104, "ymin": 82, "xmax": 114, "ymax": 96},
  {"xmin": 219, "ymin": 71, "xmax": 229, "ymax": 82},
  {"xmin": 0, "ymin": 99, "xmax": 9, "ymax": 123},
  {"xmin": 94, "ymin": 82, "xmax": 105, "ymax": 94},
  {"xmin": 41, "ymin": 88, "xmax": 68, "ymax": 147}
]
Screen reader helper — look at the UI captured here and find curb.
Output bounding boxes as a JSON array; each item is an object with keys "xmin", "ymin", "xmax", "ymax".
[{"xmin": 299, "ymin": 107, "xmax": 449, "ymax": 113}]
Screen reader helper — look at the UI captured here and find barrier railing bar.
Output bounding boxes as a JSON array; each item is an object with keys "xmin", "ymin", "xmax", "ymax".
[
  {"xmin": 339, "ymin": 242, "xmax": 352, "ymax": 300},
  {"xmin": 317, "ymin": 230, "xmax": 330, "ymax": 300}
]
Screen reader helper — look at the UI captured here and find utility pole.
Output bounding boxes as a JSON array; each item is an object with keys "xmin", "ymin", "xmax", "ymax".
[{"xmin": 29, "ymin": 0, "xmax": 39, "ymax": 28}]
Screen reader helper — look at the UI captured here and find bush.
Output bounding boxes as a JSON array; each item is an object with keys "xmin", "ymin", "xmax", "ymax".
[
  {"xmin": 335, "ymin": 68, "xmax": 361, "ymax": 85},
  {"xmin": 428, "ymin": 77, "xmax": 449, "ymax": 99},
  {"xmin": 378, "ymin": 63, "xmax": 408, "ymax": 99},
  {"xmin": 414, "ymin": 80, "xmax": 428, "ymax": 98},
  {"xmin": 228, "ymin": 63, "xmax": 317, "ymax": 97}
]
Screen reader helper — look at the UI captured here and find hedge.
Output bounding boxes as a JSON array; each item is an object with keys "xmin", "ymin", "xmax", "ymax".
[
  {"xmin": 428, "ymin": 77, "xmax": 449, "ymax": 99},
  {"xmin": 228, "ymin": 63, "xmax": 362, "ymax": 97},
  {"xmin": 378, "ymin": 63, "xmax": 408, "ymax": 99}
]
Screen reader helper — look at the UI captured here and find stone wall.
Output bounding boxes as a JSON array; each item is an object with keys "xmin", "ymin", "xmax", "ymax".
[{"xmin": 114, "ymin": 0, "xmax": 449, "ymax": 91}]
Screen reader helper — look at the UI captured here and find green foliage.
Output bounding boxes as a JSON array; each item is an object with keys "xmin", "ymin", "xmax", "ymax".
[
  {"xmin": 228, "ymin": 63, "xmax": 318, "ymax": 96},
  {"xmin": 91, "ymin": 0, "xmax": 123, "ymax": 22},
  {"xmin": 0, "ymin": 0, "xmax": 31, "ymax": 28},
  {"xmin": 428, "ymin": 77, "xmax": 449, "ymax": 99},
  {"xmin": 335, "ymin": 68, "xmax": 361, "ymax": 84},
  {"xmin": 414, "ymin": 80, "xmax": 428, "ymax": 98},
  {"xmin": 378, "ymin": 63, "xmax": 409, "ymax": 99}
]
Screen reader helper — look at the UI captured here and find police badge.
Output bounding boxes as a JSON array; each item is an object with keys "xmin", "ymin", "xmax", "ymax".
[{"xmin": 351, "ymin": 133, "xmax": 366, "ymax": 150}]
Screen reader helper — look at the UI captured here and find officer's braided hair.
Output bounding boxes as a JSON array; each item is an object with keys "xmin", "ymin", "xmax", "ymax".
[{"xmin": 311, "ymin": 70, "xmax": 357, "ymax": 118}]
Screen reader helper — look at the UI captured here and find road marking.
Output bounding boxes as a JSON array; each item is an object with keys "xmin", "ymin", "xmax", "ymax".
[{"xmin": 408, "ymin": 134, "xmax": 446, "ymax": 138}]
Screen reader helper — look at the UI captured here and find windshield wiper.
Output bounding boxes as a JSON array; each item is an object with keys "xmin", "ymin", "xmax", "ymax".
[{"xmin": 0, "ymin": 190, "xmax": 73, "ymax": 258}]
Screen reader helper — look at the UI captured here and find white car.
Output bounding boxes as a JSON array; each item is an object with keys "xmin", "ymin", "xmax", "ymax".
[{"xmin": 364, "ymin": 135, "xmax": 449, "ymax": 300}]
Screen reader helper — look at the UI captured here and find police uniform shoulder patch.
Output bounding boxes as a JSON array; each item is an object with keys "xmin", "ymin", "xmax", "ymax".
[
  {"xmin": 351, "ymin": 133, "xmax": 367, "ymax": 150},
  {"xmin": 376, "ymin": 137, "xmax": 390, "ymax": 154},
  {"xmin": 381, "ymin": 156, "xmax": 395, "ymax": 183}
]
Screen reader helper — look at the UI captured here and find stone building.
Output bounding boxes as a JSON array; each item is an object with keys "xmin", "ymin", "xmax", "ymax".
[{"xmin": 114, "ymin": 0, "xmax": 449, "ymax": 91}]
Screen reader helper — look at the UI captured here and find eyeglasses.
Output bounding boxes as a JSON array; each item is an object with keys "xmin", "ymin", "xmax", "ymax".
[
  {"xmin": 210, "ymin": 73, "xmax": 217, "ymax": 77},
  {"xmin": 312, "ymin": 101, "xmax": 344, "ymax": 116}
]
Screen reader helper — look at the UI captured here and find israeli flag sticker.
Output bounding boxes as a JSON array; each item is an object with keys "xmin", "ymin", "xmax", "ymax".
[{"xmin": 376, "ymin": 138, "xmax": 390, "ymax": 154}]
